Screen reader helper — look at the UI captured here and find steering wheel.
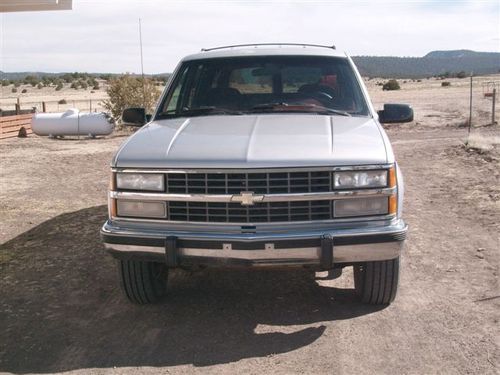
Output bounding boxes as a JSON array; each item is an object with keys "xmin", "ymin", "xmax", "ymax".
[{"xmin": 298, "ymin": 84, "xmax": 336, "ymax": 106}]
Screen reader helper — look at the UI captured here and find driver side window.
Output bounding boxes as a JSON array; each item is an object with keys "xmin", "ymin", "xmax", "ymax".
[{"xmin": 164, "ymin": 66, "xmax": 189, "ymax": 112}]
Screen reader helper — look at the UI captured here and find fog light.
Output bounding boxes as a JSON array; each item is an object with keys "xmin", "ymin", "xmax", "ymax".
[
  {"xmin": 334, "ymin": 197, "xmax": 388, "ymax": 217},
  {"xmin": 116, "ymin": 200, "xmax": 166, "ymax": 218}
]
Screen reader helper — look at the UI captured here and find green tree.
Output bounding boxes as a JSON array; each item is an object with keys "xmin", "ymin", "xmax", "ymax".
[{"xmin": 102, "ymin": 74, "xmax": 161, "ymax": 122}]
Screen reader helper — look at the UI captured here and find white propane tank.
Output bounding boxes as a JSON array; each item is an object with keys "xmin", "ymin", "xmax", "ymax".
[{"xmin": 31, "ymin": 109, "xmax": 115, "ymax": 137}]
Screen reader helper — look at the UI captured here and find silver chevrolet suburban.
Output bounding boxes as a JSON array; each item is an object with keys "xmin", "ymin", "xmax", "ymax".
[{"xmin": 101, "ymin": 43, "xmax": 412, "ymax": 305}]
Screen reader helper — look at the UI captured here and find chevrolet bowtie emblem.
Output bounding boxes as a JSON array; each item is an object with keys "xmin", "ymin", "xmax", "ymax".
[{"xmin": 231, "ymin": 191, "xmax": 264, "ymax": 206}]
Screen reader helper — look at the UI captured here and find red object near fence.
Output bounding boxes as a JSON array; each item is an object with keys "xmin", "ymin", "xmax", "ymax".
[{"xmin": 0, "ymin": 114, "xmax": 33, "ymax": 139}]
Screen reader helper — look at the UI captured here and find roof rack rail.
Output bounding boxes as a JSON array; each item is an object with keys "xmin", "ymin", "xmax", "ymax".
[{"xmin": 201, "ymin": 43, "xmax": 336, "ymax": 52}]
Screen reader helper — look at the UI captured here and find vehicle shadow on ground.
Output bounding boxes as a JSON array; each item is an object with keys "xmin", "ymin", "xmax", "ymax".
[{"xmin": 0, "ymin": 206, "xmax": 385, "ymax": 373}]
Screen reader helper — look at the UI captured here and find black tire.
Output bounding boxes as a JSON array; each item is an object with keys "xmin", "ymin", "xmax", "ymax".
[
  {"xmin": 118, "ymin": 260, "xmax": 168, "ymax": 304},
  {"xmin": 353, "ymin": 257, "xmax": 400, "ymax": 305}
]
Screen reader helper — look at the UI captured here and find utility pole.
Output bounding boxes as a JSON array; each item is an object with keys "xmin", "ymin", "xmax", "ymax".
[{"xmin": 139, "ymin": 18, "xmax": 146, "ymax": 112}]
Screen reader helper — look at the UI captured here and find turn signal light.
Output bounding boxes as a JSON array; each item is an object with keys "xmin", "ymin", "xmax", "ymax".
[
  {"xmin": 388, "ymin": 166, "xmax": 397, "ymax": 188},
  {"xmin": 389, "ymin": 194, "xmax": 397, "ymax": 215}
]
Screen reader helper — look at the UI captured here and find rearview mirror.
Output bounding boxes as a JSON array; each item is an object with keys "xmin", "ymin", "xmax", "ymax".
[
  {"xmin": 122, "ymin": 107, "xmax": 146, "ymax": 127},
  {"xmin": 377, "ymin": 104, "xmax": 413, "ymax": 124}
]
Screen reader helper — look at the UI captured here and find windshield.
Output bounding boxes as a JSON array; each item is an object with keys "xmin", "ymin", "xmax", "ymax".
[{"xmin": 156, "ymin": 56, "xmax": 369, "ymax": 119}]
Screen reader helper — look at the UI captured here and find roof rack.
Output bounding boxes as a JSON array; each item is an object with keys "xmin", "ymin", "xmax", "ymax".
[{"xmin": 201, "ymin": 43, "xmax": 336, "ymax": 52}]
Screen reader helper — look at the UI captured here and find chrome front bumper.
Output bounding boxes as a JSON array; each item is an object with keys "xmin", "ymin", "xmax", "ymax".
[{"xmin": 101, "ymin": 219, "xmax": 407, "ymax": 268}]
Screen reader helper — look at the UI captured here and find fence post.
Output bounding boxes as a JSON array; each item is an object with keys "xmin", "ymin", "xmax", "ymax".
[
  {"xmin": 42, "ymin": 101, "xmax": 47, "ymax": 113},
  {"xmin": 492, "ymin": 89, "xmax": 497, "ymax": 125},
  {"xmin": 468, "ymin": 74, "xmax": 473, "ymax": 135},
  {"xmin": 16, "ymin": 98, "xmax": 21, "ymax": 115}
]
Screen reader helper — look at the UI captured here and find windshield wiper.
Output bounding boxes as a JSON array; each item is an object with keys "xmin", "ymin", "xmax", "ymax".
[
  {"xmin": 157, "ymin": 106, "xmax": 243, "ymax": 119},
  {"xmin": 250, "ymin": 102, "xmax": 351, "ymax": 116},
  {"xmin": 251, "ymin": 102, "xmax": 290, "ymax": 110}
]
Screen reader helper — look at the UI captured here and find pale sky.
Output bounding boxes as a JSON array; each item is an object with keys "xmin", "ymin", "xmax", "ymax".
[{"xmin": 1, "ymin": 0, "xmax": 499, "ymax": 73}]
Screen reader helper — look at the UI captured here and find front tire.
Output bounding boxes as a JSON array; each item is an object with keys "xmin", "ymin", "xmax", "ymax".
[
  {"xmin": 354, "ymin": 257, "xmax": 400, "ymax": 305},
  {"xmin": 118, "ymin": 260, "xmax": 168, "ymax": 304}
]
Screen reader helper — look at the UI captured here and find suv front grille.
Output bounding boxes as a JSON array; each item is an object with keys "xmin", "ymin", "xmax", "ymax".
[
  {"xmin": 165, "ymin": 171, "xmax": 331, "ymax": 194},
  {"xmin": 168, "ymin": 200, "xmax": 332, "ymax": 223}
]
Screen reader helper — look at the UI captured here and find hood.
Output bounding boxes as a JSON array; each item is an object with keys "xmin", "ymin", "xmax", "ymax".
[{"xmin": 113, "ymin": 114, "xmax": 388, "ymax": 168}]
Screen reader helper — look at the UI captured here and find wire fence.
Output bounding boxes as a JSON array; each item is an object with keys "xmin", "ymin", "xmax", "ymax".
[{"xmin": 1, "ymin": 98, "xmax": 107, "ymax": 114}]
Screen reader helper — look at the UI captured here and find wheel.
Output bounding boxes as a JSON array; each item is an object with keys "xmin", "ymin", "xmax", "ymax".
[
  {"xmin": 118, "ymin": 260, "xmax": 168, "ymax": 304},
  {"xmin": 353, "ymin": 257, "xmax": 400, "ymax": 305}
]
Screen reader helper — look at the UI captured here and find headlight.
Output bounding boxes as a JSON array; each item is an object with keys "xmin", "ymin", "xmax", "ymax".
[
  {"xmin": 116, "ymin": 173, "xmax": 164, "ymax": 191},
  {"xmin": 116, "ymin": 200, "xmax": 166, "ymax": 218},
  {"xmin": 334, "ymin": 197, "xmax": 388, "ymax": 217},
  {"xmin": 333, "ymin": 170, "xmax": 388, "ymax": 189}
]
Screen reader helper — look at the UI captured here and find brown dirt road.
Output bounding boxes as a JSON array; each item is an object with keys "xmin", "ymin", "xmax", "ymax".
[{"xmin": 0, "ymin": 80, "xmax": 499, "ymax": 374}]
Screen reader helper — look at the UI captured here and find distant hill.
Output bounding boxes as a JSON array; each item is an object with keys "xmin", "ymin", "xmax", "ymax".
[
  {"xmin": 423, "ymin": 49, "xmax": 499, "ymax": 59},
  {"xmin": 1, "ymin": 50, "xmax": 499, "ymax": 80},
  {"xmin": 352, "ymin": 50, "xmax": 500, "ymax": 78}
]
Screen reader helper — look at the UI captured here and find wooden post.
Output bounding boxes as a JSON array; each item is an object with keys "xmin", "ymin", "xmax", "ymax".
[
  {"xmin": 42, "ymin": 101, "xmax": 47, "ymax": 113},
  {"xmin": 16, "ymin": 98, "xmax": 21, "ymax": 115},
  {"xmin": 492, "ymin": 89, "xmax": 497, "ymax": 125}
]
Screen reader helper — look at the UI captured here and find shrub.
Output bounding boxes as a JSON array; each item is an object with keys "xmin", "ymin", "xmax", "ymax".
[
  {"xmin": 102, "ymin": 74, "xmax": 161, "ymax": 122},
  {"xmin": 441, "ymin": 81, "xmax": 451, "ymax": 87},
  {"xmin": 55, "ymin": 82, "xmax": 63, "ymax": 91},
  {"xmin": 37, "ymin": 83, "xmax": 43, "ymax": 89},
  {"xmin": 12, "ymin": 88, "xmax": 17, "ymax": 93},
  {"xmin": 62, "ymin": 74, "xmax": 73, "ymax": 83},
  {"xmin": 23, "ymin": 75, "xmax": 37, "ymax": 85},
  {"xmin": 92, "ymin": 82, "xmax": 100, "ymax": 90},
  {"xmin": 58, "ymin": 99, "xmax": 67, "ymax": 104},
  {"xmin": 21, "ymin": 89, "xmax": 28, "ymax": 93},
  {"xmin": 14, "ymin": 82, "xmax": 21, "ymax": 88},
  {"xmin": 456, "ymin": 71, "xmax": 467, "ymax": 79},
  {"xmin": 382, "ymin": 79, "xmax": 400, "ymax": 91},
  {"xmin": 70, "ymin": 82, "xmax": 78, "ymax": 89},
  {"xmin": 1, "ymin": 80, "xmax": 9, "ymax": 87},
  {"xmin": 80, "ymin": 81, "xmax": 88, "ymax": 89}
]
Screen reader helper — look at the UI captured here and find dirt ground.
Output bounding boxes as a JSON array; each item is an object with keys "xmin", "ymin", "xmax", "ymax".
[{"xmin": 0, "ymin": 77, "xmax": 499, "ymax": 374}]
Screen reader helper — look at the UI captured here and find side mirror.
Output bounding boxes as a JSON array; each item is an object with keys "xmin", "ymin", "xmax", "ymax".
[
  {"xmin": 122, "ymin": 107, "xmax": 146, "ymax": 127},
  {"xmin": 377, "ymin": 104, "xmax": 414, "ymax": 124}
]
